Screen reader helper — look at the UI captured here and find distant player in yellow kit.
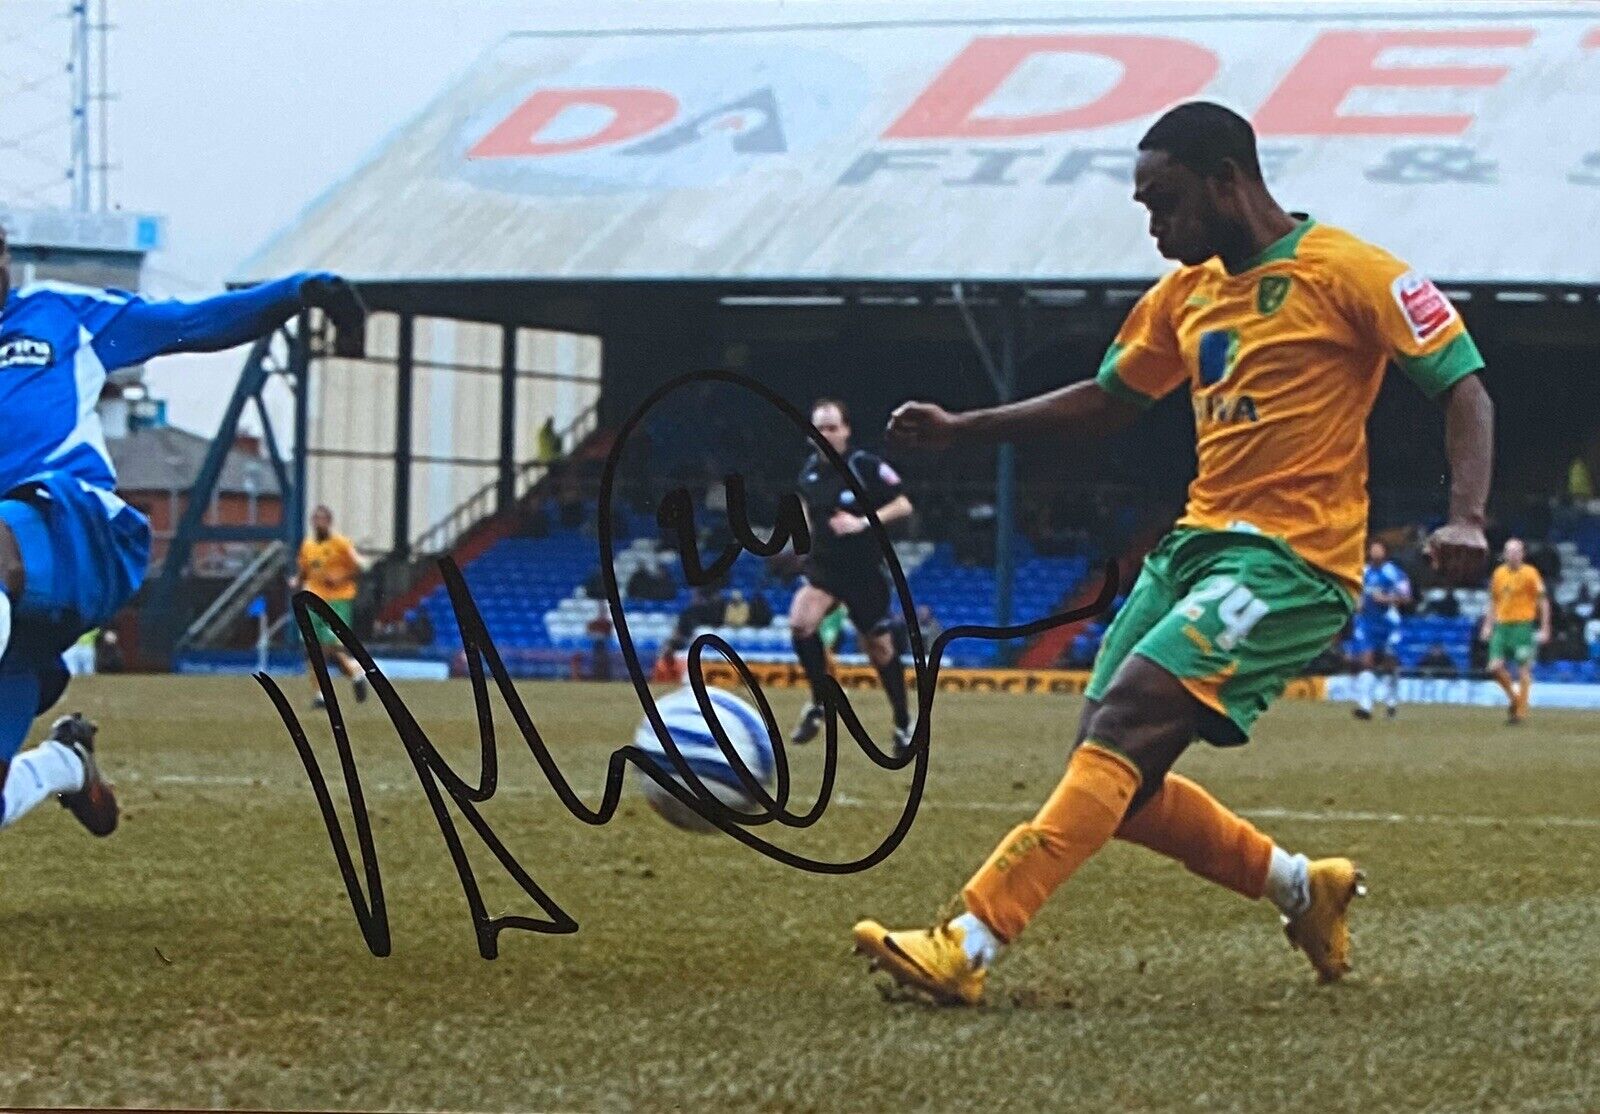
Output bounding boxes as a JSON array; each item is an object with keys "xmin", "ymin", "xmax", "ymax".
[
  {"xmin": 1481, "ymin": 538, "xmax": 1549, "ymax": 725},
  {"xmin": 291, "ymin": 505, "xmax": 369, "ymax": 709},
  {"xmin": 857, "ymin": 102, "xmax": 1494, "ymax": 1004}
]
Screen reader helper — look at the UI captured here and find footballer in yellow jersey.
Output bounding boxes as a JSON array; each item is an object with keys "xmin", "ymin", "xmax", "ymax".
[
  {"xmin": 1480, "ymin": 538, "xmax": 1550, "ymax": 724},
  {"xmin": 856, "ymin": 102, "xmax": 1494, "ymax": 1005},
  {"xmin": 289, "ymin": 505, "xmax": 370, "ymax": 709},
  {"xmin": 1096, "ymin": 215, "xmax": 1480, "ymax": 598}
]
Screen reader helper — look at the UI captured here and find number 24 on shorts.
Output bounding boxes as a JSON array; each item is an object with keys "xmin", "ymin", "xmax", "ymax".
[{"xmin": 1180, "ymin": 576, "xmax": 1271, "ymax": 651}]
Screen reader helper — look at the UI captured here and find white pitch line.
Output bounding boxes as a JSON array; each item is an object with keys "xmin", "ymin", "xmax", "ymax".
[
  {"xmin": 119, "ymin": 771, "xmax": 547, "ymax": 796},
  {"xmin": 114, "ymin": 773, "xmax": 1600, "ymax": 830},
  {"xmin": 835, "ymin": 794, "xmax": 1600, "ymax": 830},
  {"xmin": 1241, "ymin": 805, "xmax": 1600, "ymax": 831}
]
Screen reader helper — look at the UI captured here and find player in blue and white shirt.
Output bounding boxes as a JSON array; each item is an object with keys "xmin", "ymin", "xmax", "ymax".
[
  {"xmin": 0, "ymin": 223, "xmax": 363, "ymax": 838},
  {"xmin": 1351, "ymin": 539, "xmax": 1412, "ymax": 720}
]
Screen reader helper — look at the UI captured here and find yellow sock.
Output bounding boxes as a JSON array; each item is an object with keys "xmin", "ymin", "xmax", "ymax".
[
  {"xmin": 1115, "ymin": 773, "xmax": 1274, "ymax": 899},
  {"xmin": 1492, "ymin": 667, "xmax": 1517, "ymax": 705},
  {"xmin": 962, "ymin": 742, "xmax": 1140, "ymax": 943}
]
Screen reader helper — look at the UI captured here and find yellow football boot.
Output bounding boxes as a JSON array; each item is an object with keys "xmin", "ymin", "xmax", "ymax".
[
  {"xmin": 852, "ymin": 919, "xmax": 986, "ymax": 1006},
  {"xmin": 1283, "ymin": 857, "xmax": 1367, "ymax": 984}
]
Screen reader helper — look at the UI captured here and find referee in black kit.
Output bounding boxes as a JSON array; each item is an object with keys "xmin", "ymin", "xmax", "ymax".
[{"xmin": 789, "ymin": 399, "xmax": 916, "ymax": 753}]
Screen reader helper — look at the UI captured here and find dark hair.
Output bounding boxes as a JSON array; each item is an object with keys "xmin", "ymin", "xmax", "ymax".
[
  {"xmin": 811, "ymin": 397, "xmax": 850, "ymax": 425},
  {"xmin": 1139, "ymin": 102, "xmax": 1263, "ymax": 182}
]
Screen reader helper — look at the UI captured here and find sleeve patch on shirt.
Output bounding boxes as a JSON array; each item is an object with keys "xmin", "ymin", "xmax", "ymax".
[{"xmin": 1391, "ymin": 270, "xmax": 1455, "ymax": 343}]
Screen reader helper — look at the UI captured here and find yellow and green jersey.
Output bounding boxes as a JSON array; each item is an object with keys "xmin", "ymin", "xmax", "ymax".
[
  {"xmin": 1490, "ymin": 563, "xmax": 1545, "ymax": 624},
  {"xmin": 298, "ymin": 532, "xmax": 361, "ymax": 602},
  {"xmin": 1096, "ymin": 217, "xmax": 1482, "ymax": 597}
]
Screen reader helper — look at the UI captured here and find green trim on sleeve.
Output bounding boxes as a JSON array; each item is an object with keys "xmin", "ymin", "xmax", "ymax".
[
  {"xmin": 1095, "ymin": 344, "xmax": 1156, "ymax": 409},
  {"xmin": 1396, "ymin": 331, "xmax": 1485, "ymax": 399}
]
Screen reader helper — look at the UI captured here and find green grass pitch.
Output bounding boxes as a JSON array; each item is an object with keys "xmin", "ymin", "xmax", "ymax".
[{"xmin": 2, "ymin": 675, "xmax": 1596, "ymax": 1111}]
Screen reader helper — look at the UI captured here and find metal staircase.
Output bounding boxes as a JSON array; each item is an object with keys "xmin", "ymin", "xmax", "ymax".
[
  {"xmin": 409, "ymin": 399, "xmax": 600, "ymax": 557},
  {"xmin": 174, "ymin": 540, "xmax": 289, "ymax": 652},
  {"xmin": 142, "ymin": 317, "xmax": 314, "ymax": 664}
]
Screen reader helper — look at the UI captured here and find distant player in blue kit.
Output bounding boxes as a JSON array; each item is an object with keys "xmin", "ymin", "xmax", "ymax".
[
  {"xmin": 0, "ymin": 223, "xmax": 363, "ymax": 838},
  {"xmin": 1351, "ymin": 540, "xmax": 1412, "ymax": 720}
]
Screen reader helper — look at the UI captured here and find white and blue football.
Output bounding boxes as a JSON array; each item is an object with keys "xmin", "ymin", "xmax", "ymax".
[{"xmin": 632, "ymin": 685, "xmax": 777, "ymax": 833}]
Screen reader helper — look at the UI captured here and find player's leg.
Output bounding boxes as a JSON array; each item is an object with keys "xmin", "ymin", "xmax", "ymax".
[
  {"xmin": 1379, "ymin": 630, "xmax": 1402, "ymax": 718},
  {"xmin": 0, "ymin": 558, "xmax": 116, "ymax": 839},
  {"xmin": 304, "ymin": 624, "xmax": 325, "ymax": 704},
  {"xmin": 317, "ymin": 645, "xmax": 370, "ymax": 705},
  {"xmin": 1081, "ymin": 691, "xmax": 1312, "ymax": 920},
  {"xmin": 0, "ymin": 671, "xmax": 66, "ymax": 828},
  {"xmin": 853, "ymin": 657, "xmax": 1193, "ymax": 1005},
  {"xmin": 1353, "ymin": 638, "xmax": 1378, "ymax": 720},
  {"xmin": 1067, "ymin": 540, "xmax": 1277, "ymax": 905},
  {"xmin": 329, "ymin": 595, "xmax": 369, "ymax": 701},
  {"xmin": 325, "ymin": 600, "xmax": 369, "ymax": 703},
  {"xmin": 0, "ymin": 682, "xmax": 115, "ymax": 836},
  {"xmin": 970, "ymin": 538, "xmax": 1355, "ymax": 939},
  {"xmin": 1485, "ymin": 623, "xmax": 1518, "ymax": 721},
  {"xmin": 860, "ymin": 625, "xmax": 911, "ymax": 747},
  {"xmin": 846, "ymin": 571, "xmax": 910, "ymax": 747},
  {"xmin": 787, "ymin": 580, "xmax": 838, "ymax": 742},
  {"xmin": 0, "ymin": 565, "xmax": 94, "ymax": 837},
  {"xmin": 0, "ymin": 517, "xmax": 20, "ymax": 665},
  {"xmin": 1067, "ymin": 581, "xmax": 1269, "ymax": 900},
  {"xmin": 854, "ymin": 533, "xmax": 1361, "ymax": 999},
  {"xmin": 1488, "ymin": 657, "xmax": 1516, "ymax": 707},
  {"xmin": 850, "ymin": 538, "xmax": 1185, "ymax": 1002},
  {"xmin": 958, "ymin": 655, "xmax": 1197, "ymax": 945},
  {"xmin": 304, "ymin": 602, "xmax": 330, "ymax": 703},
  {"xmin": 1091, "ymin": 540, "xmax": 1362, "ymax": 978},
  {"xmin": 0, "ymin": 483, "xmax": 143, "ymax": 837},
  {"xmin": 1515, "ymin": 638, "xmax": 1535, "ymax": 721},
  {"xmin": 332, "ymin": 649, "xmax": 370, "ymax": 701},
  {"xmin": 1382, "ymin": 667, "xmax": 1399, "ymax": 716},
  {"xmin": 304, "ymin": 600, "xmax": 364, "ymax": 706}
]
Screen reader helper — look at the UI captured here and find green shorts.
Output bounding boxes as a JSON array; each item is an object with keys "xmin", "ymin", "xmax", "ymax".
[
  {"xmin": 1085, "ymin": 528, "xmax": 1353, "ymax": 745},
  {"xmin": 1488, "ymin": 621, "xmax": 1536, "ymax": 666},
  {"xmin": 307, "ymin": 597, "xmax": 356, "ymax": 646}
]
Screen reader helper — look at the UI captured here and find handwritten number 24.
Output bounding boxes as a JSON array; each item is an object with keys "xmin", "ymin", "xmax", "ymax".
[{"xmin": 1180, "ymin": 577, "xmax": 1269, "ymax": 651}]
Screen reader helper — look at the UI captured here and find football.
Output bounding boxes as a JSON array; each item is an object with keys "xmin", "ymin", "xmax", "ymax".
[{"xmin": 632, "ymin": 684, "xmax": 777, "ymax": 832}]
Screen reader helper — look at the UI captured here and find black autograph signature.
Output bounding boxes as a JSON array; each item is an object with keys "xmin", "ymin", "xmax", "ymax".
[{"xmin": 256, "ymin": 370, "xmax": 1118, "ymax": 959}]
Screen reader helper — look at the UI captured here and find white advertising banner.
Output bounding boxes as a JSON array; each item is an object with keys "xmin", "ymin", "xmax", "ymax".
[
  {"xmin": 1324, "ymin": 674, "xmax": 1600, "ymax": 710},
  {"xmin": 241, "ymin": 5, "xmax": 1600, "ymax": 284}
]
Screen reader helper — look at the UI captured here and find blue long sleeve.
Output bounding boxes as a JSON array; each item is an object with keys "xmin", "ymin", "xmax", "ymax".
[{"xmin": 90, "ymin": 273, "xmax": 319, "ymax": 371}]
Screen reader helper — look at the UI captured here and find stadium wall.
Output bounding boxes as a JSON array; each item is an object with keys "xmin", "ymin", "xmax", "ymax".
[
  {"xmin": 698, "ymin": 661, "xmax": 1329, "ymax": 702},
  {"xmin": 308, "ymin": 314, "xmax": 599, "ymax": 553}
]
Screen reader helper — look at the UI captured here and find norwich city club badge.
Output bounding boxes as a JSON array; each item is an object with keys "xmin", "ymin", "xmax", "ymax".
[{"xmin": 1256, "ymin": 275, "xmax": 1291, "ymax": 315}]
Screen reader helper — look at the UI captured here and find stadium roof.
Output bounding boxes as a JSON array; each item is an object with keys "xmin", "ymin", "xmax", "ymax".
[
  {"xmin": 108, "ymin": 426, "xmax": 277, "ymax": 498},
  {"xmin": 238, "ymin": 2, "xmax": 1600, "ymax": 288}
]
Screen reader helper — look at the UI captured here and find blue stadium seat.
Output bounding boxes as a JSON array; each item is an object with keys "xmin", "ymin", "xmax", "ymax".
[{"xmin": 413, "ymin": 530, "xmax": 1094, "ymax": 662}]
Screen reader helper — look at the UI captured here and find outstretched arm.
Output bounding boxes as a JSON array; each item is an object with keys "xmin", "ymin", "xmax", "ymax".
[
  {"xmin": 1425, "ymin": 373, "xmax": 1494, "ymax": 585},
  {"xmin": 890, "ymin": 276, "xmax": 1180, "ymax": 452},
  {"xmin": 888, "ymin": 380, "xmax": 1142, "ymax": 452},
  {"xmin": 91, "ymin": 273, "xmax": 364, "ymax": 370}
]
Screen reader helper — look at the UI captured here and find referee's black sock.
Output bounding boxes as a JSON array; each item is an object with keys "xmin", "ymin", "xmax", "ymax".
[
  {"xmin": 875, "ymin": 655, "xmax": 911, "ymax": 730},
  {"xmin": 792, "ymin": 632, "xmax": 830, "ymax": 705}
]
